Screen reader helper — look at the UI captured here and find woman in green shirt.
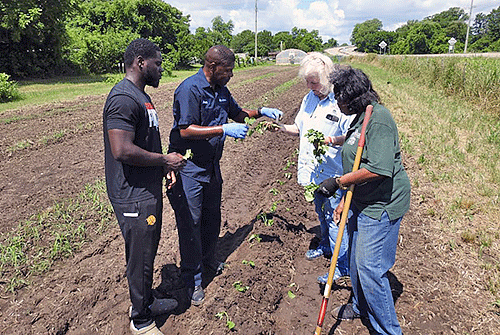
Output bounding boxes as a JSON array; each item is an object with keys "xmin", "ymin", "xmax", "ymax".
[{"xmin": 317, "ymin": 66, "xmax": 410, "ymax": 335}]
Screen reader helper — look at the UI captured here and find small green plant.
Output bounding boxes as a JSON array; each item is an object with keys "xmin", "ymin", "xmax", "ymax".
[
  {"xmin": 242, "ymin": 259, "xmax": 255, "ymax": 267},
  {"xmin": 269, "ymin": 188, "xmax": 279, "ymax": 195},
  {"xmin": 305, "ymin": 129, "xmax": 328, "ymax": 163},
  {"xmin": 283, "ymin": 159, "xmax": 295, "ymax": 171},
  {"xmin": 269, "ymin": 201, "xmax": 281, "ymax": 213},
  {"xmin": 288, "ymin": 282, "xmax": 297, "ymax": 299},
  {"xmin": 182, "ymin": 149, "xmax": 193, "ymax": 159},
  {"xmin": 215, "ymin": 311, "xmax": 235, "ymax": 330},
  {"xmin": 303, "ymin": 183, "xmax": 320, "ymax": 202},
  {"xmin": 283, "ymin": 172, "xmax": 292, "ymax": 179},
  {"xmin": 248, "ymin": 234, "xmax": 262, "ymax": 243},
  {"xmin": 0, "ymin": 73, "xmax": 20, "ymax": 102},
  {"xmin": 233, "ymin": 281, "xmax": 249, "ymax": 292},
  {"xmin": 257, "ymin": 211, "xmax": 274, "ymax": 226}
]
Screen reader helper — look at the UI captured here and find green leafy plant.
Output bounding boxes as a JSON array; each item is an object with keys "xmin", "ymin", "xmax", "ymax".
[
  {"xmin": 233, "ymin": 281, "xmax": 249, "ymax": 292},
  {"xmin": 257, "ymin": 211, "xmax": 274, "ymax": 226},
  {"xmin": 276, "ymin": 179, "xmax": 285, "ymax": 186},
  {"xmin": 283, "ymin": 159, "xmax": 295, "ymax": 171},
  {"xmin": 182, "ymin": 149, "xmax": 193, "ymax": 160},
  {"xmin": 305, "ymin": 129, "xmax": 328, "ymax": 163},
  {"xmin": 288, "ymin": 282, "xmax": 297, "ymax": 299},
  {"xmin": 215, "ymin": 311, "xmax": 235, "ymax": 330},
  {"xmin": 242, "ymin": 259, "xmax": 255, "ymax": 267},
  {"xmin": 269, "ymin": 188, "xmax": 279, "ymax": 195},
  {"xmin": 244, "ymin": 117, "xmax": 280, "ymax": 137},
  {"xmin": 248, "ymin": 234, "xmax": 262, "ymax": 243},
  {"xmin": 0, "ymin": 73, "xmax": 20, "ymax": 103},
  {"xmin": 303, "ymin": 183, "xmax": 320, "ymax": 202}
]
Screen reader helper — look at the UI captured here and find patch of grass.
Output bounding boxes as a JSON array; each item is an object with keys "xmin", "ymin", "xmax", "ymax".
[
  {"xmin": 348, "ymin": 59, "xmax": 500, "ymax": 303},
  {"xmin": 0, "ymin": 179, "xmax": 114, "ymax": 292},
  {"xmin": 0, "ymin": 69, "xmax": 200, "ymax": 114}
]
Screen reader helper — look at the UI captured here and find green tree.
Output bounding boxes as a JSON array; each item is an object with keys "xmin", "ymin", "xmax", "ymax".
[
  {"xmin": 231, "ymin": 30, "xmax": 254, "ymax": 53},
  {"xmin": 350, "ymin": 18, "xmax": 383, "ymax": 52},
  {"xmin": 64, "ymin": 0, "xmax": 191, "ymax": 73},
  {"xmin": 470, "ymin": 6, "xmax": 500, "ymax": 52},
  {"xmin": 191, "ymin": 27, "xmax": 213, "ymax": 63},
  {"xmin": 210, "ymin": 16, "xmax": 234, "ymax": 46},
  {"xmin": 273, "ymin": 31, "xmax": 294, "ymax": 51},
  {"xmin": 323, "ymin": 38, "xmax": 338, "ymax": 49},
  {"xmin": 291, "ymin": 27, "xmax": 323, "ymax": 52},
  {"xmin": 0, "ymin": 0, "xmax": 76, "ymax": 78}
]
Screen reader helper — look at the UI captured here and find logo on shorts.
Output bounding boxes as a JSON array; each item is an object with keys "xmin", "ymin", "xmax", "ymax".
[{"xmin": 146, "ymin": 215, "xmax": 156, "ymax": 226}]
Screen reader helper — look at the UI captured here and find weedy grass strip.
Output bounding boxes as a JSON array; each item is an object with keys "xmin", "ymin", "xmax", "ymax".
[
  {"xmin": 0, "ymin": 179, "xmax": 114, "ymax": 292},
  {"xmin": 347, "ymin": 59, "xmax": 500, "ymax": 303}
]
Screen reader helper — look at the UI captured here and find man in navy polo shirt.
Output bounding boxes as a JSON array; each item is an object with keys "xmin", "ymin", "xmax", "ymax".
[{"xmin": 167, "ymin": 45, "xmax": 282, "ymax": 306}]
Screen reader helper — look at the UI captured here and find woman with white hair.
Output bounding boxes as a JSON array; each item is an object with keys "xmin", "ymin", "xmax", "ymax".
[{"xmin": 278, "ymin": 52, "xmax": 353, "ymax": 284}]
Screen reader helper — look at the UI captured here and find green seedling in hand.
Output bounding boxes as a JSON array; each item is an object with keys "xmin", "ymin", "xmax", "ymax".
[
  {"xmin": 303, "ymin": 183, "xmax": 320, "ymax": 202},
  {"xmin": 305, "ymin": 129, "xmax": 328, "ymax": 163},
  {"xmin": 182, "ymin": 149, "xmax": 193, "ymax": 160}
]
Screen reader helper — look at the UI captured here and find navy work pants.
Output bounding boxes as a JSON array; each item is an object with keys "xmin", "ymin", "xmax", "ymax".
[{"xmin": 167, "ymin": 173, "xmax": 222, "ymax": 289}]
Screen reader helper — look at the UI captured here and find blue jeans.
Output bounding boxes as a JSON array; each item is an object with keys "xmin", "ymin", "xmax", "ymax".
[
  {"xmin": 348, "ymin": 207, "xmax": 403, "ymax": 335},
  {"xmin": 314, "ymin": 189, "xmax": 349, "ymax": 276}
]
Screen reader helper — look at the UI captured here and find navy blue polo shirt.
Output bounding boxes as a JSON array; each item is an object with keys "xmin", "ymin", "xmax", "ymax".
[{"xmin": 169, "ymin": 67, "xmax": 242, "ymax": 183}]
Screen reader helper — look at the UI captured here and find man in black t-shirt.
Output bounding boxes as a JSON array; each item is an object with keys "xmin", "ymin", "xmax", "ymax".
[{"xmin": 103, "ymin": 38, "xmax": 185, "ymax": 335}]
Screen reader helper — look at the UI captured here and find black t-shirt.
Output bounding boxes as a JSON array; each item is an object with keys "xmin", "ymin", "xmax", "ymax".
[{"xmin": 103, "ymin": 78, "xmax": 163, "ymax": 204}]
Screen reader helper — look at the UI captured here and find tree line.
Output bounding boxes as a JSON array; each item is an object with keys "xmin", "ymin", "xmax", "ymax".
[
  {"xmin": 0, "ymin": 0, "xmax": 335, "ymax": 79},
  {"xmin": 351, "ymin": 6, "xmax": 500, "ymax": 54},
  {"xmin": 1, "ymin": 1, "xmax": 499, "ymax": 79}
]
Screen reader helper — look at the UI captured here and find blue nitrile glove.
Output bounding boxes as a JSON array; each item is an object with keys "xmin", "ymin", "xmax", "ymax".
[
  {"xmin": 260, "ymin": 107, "xmax": 283, "ymax": 120},
  {"xmin": 222, "ymin": 123, "xmax": 249, "ymax": 139}
]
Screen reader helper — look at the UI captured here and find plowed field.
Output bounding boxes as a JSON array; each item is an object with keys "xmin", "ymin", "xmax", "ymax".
[{"xmin": 0, "ymin": 65, "xmax": 498, "ymax": 334}]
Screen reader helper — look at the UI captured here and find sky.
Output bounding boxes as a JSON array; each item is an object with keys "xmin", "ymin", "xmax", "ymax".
[{"xmin": 163, "ymin": 0, "xmax": 499, "ymax": 45}]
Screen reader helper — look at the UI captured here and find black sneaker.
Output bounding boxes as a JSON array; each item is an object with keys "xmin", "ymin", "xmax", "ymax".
[
  {"xmin": 129, "ymin": 297, "xmax": 178, "ymax": 318},
  {"xmin": 190, "ymin": 285, "xmax": 205, "ymax": 306},
  {"xmin": 204, "ymin": 260, "xmax": 225, "ymax": 276},
  {"xmin": 149, "ymin": 297, "xmax": 178, "ymax": 315},
  {"xmin": 332, "ymin": 303, "xmax": 361, "ymax": 321}
]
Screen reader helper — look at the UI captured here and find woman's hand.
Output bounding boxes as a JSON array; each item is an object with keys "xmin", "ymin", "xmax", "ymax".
[{"xmin": 334, "ymin": 197, "xmax": 345, "ymax": 224}]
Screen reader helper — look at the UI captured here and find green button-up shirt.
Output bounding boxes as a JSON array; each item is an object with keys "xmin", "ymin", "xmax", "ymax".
[{"xmin": 342, "ymin": 102, "xmax": 410, "ymax": 220}]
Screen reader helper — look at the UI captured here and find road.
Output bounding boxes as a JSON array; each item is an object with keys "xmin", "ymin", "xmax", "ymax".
[{"xmin": 324, "ymin": 46, "xmax": 500, "ymax": 58}]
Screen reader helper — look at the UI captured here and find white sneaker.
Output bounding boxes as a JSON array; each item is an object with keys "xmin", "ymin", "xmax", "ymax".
[{"xmin": 130, "ymin": 321, "xmax": 164, "ymax": 335}]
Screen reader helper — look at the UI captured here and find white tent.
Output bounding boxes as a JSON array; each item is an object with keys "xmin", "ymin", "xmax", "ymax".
[{"xmin": 275, "ymin": 49, "xmax": 307, "ymax": 65}]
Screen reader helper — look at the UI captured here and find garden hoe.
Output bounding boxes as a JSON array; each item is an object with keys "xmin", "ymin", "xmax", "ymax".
[{"xmin": 313, "ymin": 104, "xmax": 373, "ymax": 335}]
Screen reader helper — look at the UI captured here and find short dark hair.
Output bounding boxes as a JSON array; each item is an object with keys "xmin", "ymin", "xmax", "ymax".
[
  {"xmin": 330, "ymin": 66, "xmax": 379, "ymax": 113},
  {"xmin": 124, "ymin": 38, "xmax": 161, "ymax": 69}
]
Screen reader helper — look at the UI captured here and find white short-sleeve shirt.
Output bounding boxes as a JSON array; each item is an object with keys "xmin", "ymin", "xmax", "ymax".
[{"xmin": 294, "ymin": 91, "xmax": 354, "ymax": 186}]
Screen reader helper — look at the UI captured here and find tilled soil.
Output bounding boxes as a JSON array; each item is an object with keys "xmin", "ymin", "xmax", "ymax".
[{"xmin": 0, "ymin": 65, "xmax": 498, "ymax": 334}]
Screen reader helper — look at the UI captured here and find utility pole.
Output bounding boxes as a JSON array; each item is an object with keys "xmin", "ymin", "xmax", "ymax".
[
  {"xmin": 255, "ymin": 0, "xmax": 258, "ymax": 61},
  {"xmin": 464, "ymin": 0, "xmax": 473, "ymax": 53}
]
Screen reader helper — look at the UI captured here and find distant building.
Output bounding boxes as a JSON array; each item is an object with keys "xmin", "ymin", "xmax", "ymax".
[{"xmin": 276, "ymin": 49, "xmax": 307, "ymax": 65}]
